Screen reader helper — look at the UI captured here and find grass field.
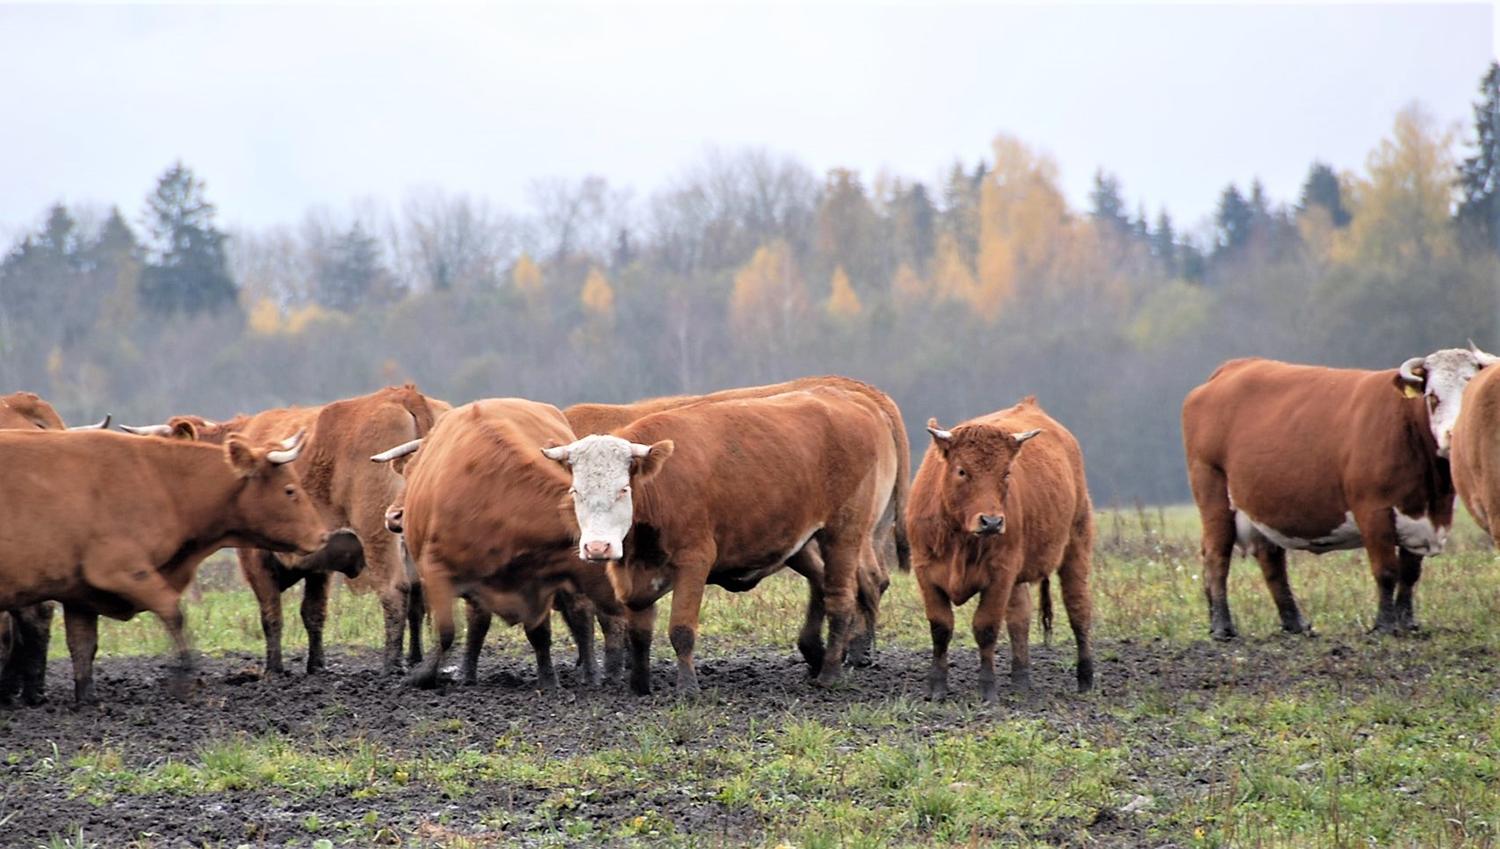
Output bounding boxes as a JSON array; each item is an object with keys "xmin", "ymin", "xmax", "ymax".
[{"xmin": 7, "ymin": 506, "xmax": 1500, "ymax": 848}]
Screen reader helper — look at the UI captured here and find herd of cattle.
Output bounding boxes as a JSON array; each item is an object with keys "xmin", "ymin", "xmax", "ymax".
[{"xmin": 2, "ymin": 342, "xmax": 1498, "ymax": 709}]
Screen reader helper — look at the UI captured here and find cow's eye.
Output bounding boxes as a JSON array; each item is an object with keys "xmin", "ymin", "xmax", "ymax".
[
  {"xmin": 284, "ymin": 485, "xmax": 297, "ymax": 498},
  {"xmin": 567, "ymin": 487, "xmax": 576, "ymax": 496},
  {"xmin": 617, "ymin": 486, "xmax": 630, "ymax": 499},
  {"xmin": 956, "ymin": 468, "xmax": 967, "ymax": 479}
]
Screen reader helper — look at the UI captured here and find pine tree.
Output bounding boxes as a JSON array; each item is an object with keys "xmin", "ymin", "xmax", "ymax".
[
  {"xmin": 1089, "ymin": 170, "xmax": 1129, "ymax": 235},
  {"xmin": 1214, "ymin": 184, "xmax": 1253, "ymax": 257},
  {"xmin": 139, "ymin": 162, "xmax": 237, "ymax": 316},
  {"xmin": 1150, "ymin": 210, "xmax": 1177, "ymax": 273},
  {"xmin": 1297, "ymin": 162, "xmax": 1350, "ymax": 227},
  {"xmin": 1458, "ymin": 62, "xmax": 1500, "ymax": 250},
  {"xmin": 314, "ymin": 223, "xmax": 388, "ymax": 312}
]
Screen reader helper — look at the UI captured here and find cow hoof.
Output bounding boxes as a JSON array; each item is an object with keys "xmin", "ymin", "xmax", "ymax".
[
  {"xmin": 1010, "ymin": 671, "xmax": 1032, "ymax": 692},
  {"xmin": 926, "ymin": 679, "xmax": 948, "ymax": 701},
  {"xmin": 305, "ymin": 663, "xmax": 327, "ymax": 676},
  {"xmin": 980, "ymin": 687, "xmax": 999, "ymax": 705},
  {"xmin": 629, "ymin": 678, "xmax": 651, "ymax": 696},
  {"xmin": 537, "ymin": 675, "xmax": 559, "ymax": 692},
  {"xmin": 1210, "ymin": 627, "xmax": 1237, "ymax": 642}
]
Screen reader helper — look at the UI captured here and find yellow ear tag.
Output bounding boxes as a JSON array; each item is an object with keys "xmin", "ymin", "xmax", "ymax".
[{"xmin": 1402, "ymin": 384, "xmax": 1422, "ymax": 399}]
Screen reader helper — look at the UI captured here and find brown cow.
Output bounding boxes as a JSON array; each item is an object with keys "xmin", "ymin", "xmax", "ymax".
[
  {"xmin": 0, "ymin": 429, "xmax": 329, "ymax": 702},
  {"xmin": 907, "ymin": 397, "xmax": 1094, "ymax": 701},
  {"xmin": 1447, "ymin": 345, "xmax": 1500, "ymax": 547},
  {"xmin": 0, "ymin": 392, "xmax": 110, "ymax": 706},
  {"xmin": 562, "ymin": 375, "xmax": 910, "ymax": 669},
  {"xmin": 1182, "ymin": 349, "xmax": 1495, "ymax": 640},
  {"xmin": 390, "ymin": 399, "xmax": 624, "ymax": 690},
  {"xmin": 120, "ymin": 385, "xmax": 447, "ymax": 674},
  {"xmin": 544, "ymin": 387, "xmax": 897, "ymax": 695}
]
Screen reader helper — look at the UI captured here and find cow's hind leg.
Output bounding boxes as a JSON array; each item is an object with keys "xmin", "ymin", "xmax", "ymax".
[
  {"xmin": 1357, "ymin": 509, "xmax": 1404, "ymax": 634},
  {"xmin": 556, "ymin": 591, "xmax": 599, "ymax": 686},
  {"xmin": 406, "ymin": 583, "xmax": 426, "ymax": 667},
  {"xmin": 462, "ymin": 600, "xmax": 491, "ymax": 685},
  {"xmin": 1254, "ymin": 544, "xmax": 1310, "ymax": 634},
  {"xmin": 15, "ymin": 603, "xmax": 53, "ymax": 705},
  {"xmin": 786, "ymin": 547, "xmax": 827, "ymax": 673},
  {"xmin": 525, "ymin": 614, "xmax": 558, "ymax": 691},
  {"xmin": 82, "ymin": 558, "xmax": 194, "ymax": 698},
  {"xmin": 812, "ymin": 534, "xmax": 867, "ymax": 687},
  {"xmin": 240, "ymin": 549, "xmax": 287, "ymax": 675},
  {"xmin": 1058, "ymin": 535, "xmax": 1095, "ymax": 693},
  {"xmin": 1188, "ymin": 460, "xmax": 1238, "ymax": 640},
  {"xmin": 600, "ymin": 613, "xmax": 626, "ymax": 684},
  {"xmin": 846, "ymin": 549, "xmax": 887, "ymax": 669},
  {"xmin": 300, "ymin": 573, "xmax": 330, "ymax": 673},
  {"xmin": 406, "ymin": 566, "xmax": 455, "ymax": 690},
  {"xmin": 1394, "ymin": 550, "xmax": 1423, "ymax": 632}
]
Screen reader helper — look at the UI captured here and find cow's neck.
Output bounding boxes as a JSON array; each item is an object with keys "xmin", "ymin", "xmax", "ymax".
[{"xmin": 146, "ymin": 442, "xmax": 254, "ymax": 584}]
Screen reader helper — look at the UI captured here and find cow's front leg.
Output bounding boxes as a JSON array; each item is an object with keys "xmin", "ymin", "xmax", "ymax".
[
  {"xmin": 1394, "ymin": 549, "xmax": 1423, "ymax": 632},
  {"xmin": 462, "ymin": 600, "xmax": 492, "ymax": 685},
  {"xmin": 915, "ymin": 567, "xmax": 954, "ymax": 700},
  {"xmin": 972, "ymin": 572, "xmax": 1018, "ymax": 704},
  {"xmin": 239, "ymin": 550, "xmax": 286, "ymax": 676},
  {"xmin": 63, "ymin": 605, "xmax": 100, "ymax": 705},
  {"xmin": 1357, "ymin": 509, "xmax": 1403, "ymax": 634},
  {"xmin": 300, "ymin": 573, "xmax": 330, "ymax": 674},
  {"xmin": 626, "ymin": 605, "xmax": 656, "ymax": 696},
  {"xmin": 667, "ymin": 557, "xmax": 713, "ymax": 696},
  {"xmin": 524, "ymin": 614, "xmax": 558, "ymax": 691}
]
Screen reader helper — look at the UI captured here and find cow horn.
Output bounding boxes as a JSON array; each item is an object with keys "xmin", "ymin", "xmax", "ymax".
[
  {"xmin": 541, "ymin": 443, "xmax": 573, "ymax": 463},
  {"xmin": 68, "ymin": 415, "xmax": 111, "ymax": 431},
  {"xmin": 628, "ymin": 442, "xmax": 654, "ymax": 458},
  {"xmin": 926, "ymin": 418, "xmax": 952, "ymax": 442},
  {"xmin": 118, "ymin": 423, "xmax": 172, "ymax": 437},
  {"xmin": 371, "ymin": 438, "xmax": 423, "ymax": 463},
  {"xmin": 1398, "ymin": 356, "xmax": 1427, "ymax": 385},
  {"xmin": 1012, "ymin": 428, "xmax": 1043, "ymax": 445},
  {"xmin": 267, "ymin": 429, "xmax": 306, "ymax": 465},
  {"xmin": 1469, "ymin": 339, "xmax": 1500, "ymax": 367}
]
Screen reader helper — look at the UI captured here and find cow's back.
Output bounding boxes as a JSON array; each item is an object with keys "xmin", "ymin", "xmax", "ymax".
[{"xmin": 1452, "ymin": 364, "xmax": 1500, "ymax": 536}]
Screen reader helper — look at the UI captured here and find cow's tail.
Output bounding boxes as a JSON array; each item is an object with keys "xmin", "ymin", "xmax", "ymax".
[
  {"xmin": 877, "ymin": 388, "xmax": 913, "ymax": 572},
  {"xmin": 1039, "ymin": 576, "xmax": 1053, "ymax": 645}
]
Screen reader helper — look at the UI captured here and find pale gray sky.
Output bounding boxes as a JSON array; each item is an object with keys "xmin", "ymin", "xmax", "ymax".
[{"xmin": 0, "ymin": 3, "xmax": 1493, "ymax": 240}]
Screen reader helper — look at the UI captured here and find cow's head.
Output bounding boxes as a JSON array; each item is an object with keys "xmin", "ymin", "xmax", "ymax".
[
  {"xmin": 926, "ymin": 418, "xmax": 1042, "ymax": 537},
  {"xmin": 1396, "ymin": 342, "xmax": 1500, "ymax": 457},
  {"xmin": 224, "ymin": 429, "xmax": 330, "ymax": 555},
  {"xmin": 542, "ymin": 434, "xmax": 674, "ymax": 561},
  {"xmin": 370, "ymin": 438, "xmax": 423, "ymax": 534}
]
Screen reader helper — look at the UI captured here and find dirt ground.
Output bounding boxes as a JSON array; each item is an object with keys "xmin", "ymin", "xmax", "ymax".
[{"xmin": 4, "ymin": 628, "xmax": 1464, "ymax": 849}]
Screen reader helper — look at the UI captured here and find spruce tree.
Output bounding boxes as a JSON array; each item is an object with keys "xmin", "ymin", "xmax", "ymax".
[
  {"xmin": 139, "ymin": 162, "xmax": 237, "ymax": 316},
  {"xmin": 1457, "ymin": 62, "xmax": 1500, "ymax": 250}
]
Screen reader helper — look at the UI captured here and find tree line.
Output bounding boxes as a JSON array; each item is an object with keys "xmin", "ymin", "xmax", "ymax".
[{"xmin": 4, "ymin": 65, "xmax": 1499, "ymax": 504}]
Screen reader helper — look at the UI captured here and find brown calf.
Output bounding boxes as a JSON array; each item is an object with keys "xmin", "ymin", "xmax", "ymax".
[{"xmin": 907, "ymin": 397, "xmax": 1094, "ymax": 701}]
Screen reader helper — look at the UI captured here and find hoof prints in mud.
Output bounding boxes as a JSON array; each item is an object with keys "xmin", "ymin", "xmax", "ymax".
[{"xmin": 0, "ymin": 635, "xmax": 1464, "ymax": 847}]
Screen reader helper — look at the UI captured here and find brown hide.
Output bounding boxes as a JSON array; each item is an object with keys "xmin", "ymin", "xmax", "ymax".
[
  {"xmin": 401, "ymin": 399, "xmax": 620, "ymax": 689},
  {"xmin": 907, "ymin": 396, "xmax": 1094, "ymax": 699},
  {"xmin": 1182, "ymin": 358, "xmax": 1454, "ymax": 638},
  {"xmin": 563, "ymin": 375, "xmax": 910, "ymax": 667},
  {"xmin": 1451, "ymin": 364, "xmax": 1500, "ymax": 540},
  {"xmin": 0, "ymin": 430, "xmax": 329, "ymax": 701},
  {"xmin": 592, "ymin": 386, "xmax": 896, "ymax": 694}
]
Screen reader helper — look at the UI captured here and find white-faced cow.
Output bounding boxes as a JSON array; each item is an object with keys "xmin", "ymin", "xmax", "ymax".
[{"xmin": 1182, "ymin": 348, "xmax": 1497, "ymax": 640}]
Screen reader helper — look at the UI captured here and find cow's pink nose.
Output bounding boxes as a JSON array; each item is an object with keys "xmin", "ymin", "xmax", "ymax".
[{"xmin": 583, "ymin": 541, "xmax": 612, "ymax": 559}]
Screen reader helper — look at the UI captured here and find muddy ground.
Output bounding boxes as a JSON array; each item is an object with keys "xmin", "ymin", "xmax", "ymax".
[{"xmin": 0, "ymin": 632, "xmax": 1480, "ymax": 848}]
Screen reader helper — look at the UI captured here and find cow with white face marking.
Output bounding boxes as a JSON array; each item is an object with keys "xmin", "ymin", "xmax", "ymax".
[
  {"xmin": 1182, "ymin": 348, "xmax": 1498, "ymax": 640},
  {"xmin": 544, "ymin": 388, "xmax": 897, "ymax": 695}
]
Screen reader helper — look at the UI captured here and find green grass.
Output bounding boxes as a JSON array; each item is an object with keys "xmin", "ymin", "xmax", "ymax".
[{"xmin": 26, "ymin": 506, "xmax": 1500, "ymax": 847}]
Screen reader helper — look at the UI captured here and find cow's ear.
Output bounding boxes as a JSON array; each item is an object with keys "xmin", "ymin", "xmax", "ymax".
[
  {"xmin": 224, "ymin": 436, "xmax": 262, "ymax": 478},
  {"xmin": 631, "ymin": 440, "xmax": 674, "ymax": 483},
  {"xmin": 1395, "ymin": 357, "xmax": 1426, "ymax": 399},
  {"xmin": 169, "ymin": 419, "xmax": 198, "ymax": 441}
]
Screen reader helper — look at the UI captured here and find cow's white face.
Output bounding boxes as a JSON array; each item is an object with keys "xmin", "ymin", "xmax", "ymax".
[
  {"xmin": 542, "ymin": 434, "xmax": 674, "ymax": 562},
  {"xmin": 1400, "ymin": 346, "xmax": 1498, "ymax": 457}
]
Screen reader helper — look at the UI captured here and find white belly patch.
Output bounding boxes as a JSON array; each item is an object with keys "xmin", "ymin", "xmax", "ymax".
[
  {"xmin": 1394, "ymin": 510, "xmax": 1448, "ymax": 556},
  {"xmin": 1233, "ymin": 508, "xmax": 1363, "ymax": 554}
]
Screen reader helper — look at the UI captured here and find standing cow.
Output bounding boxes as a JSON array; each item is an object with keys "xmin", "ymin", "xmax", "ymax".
[
  {"xmin": 388, "ymin": 399, "xmax": 624, "ymax": 691},
  {"xmin": 1182, "ymin": 348, "xmax": 1495, "ymax": 639},
  {"xmin": 0, "ymin": 429, "xmax": 330, "ymax": 702},
  {"xmin": 120, "ymin": 384, "xmax": 448, "ymax": 674},
  {"xmin": 562, "ymin": 374, "xmax": 910, "ymax": 670},
  {"xmin": 544, "ymin": 387, "xmax": 897, "ymax": 695},
  {"xmin": 1447, "ymin": 344, "xmax": 1500, "ymax": 546},
  {"xmin": 0, "ymin": 392, "xmax": 109, "ymax": 706},
  {"xmin": 907, "ymin": 396, "xmax": 1095, "ymax": 702}
]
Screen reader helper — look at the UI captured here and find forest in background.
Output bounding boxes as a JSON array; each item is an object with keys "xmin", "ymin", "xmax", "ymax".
[{"xmin": 3, "ymin": 65, "xmax": 1499, "ymax": 504}]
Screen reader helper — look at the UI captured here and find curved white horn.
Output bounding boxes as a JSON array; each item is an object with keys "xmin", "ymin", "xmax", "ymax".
[
  {"xmin": 267, "ymin": 429, "xmax": 306, "ymax": 465},
  {"xmin": 118, "ymin": 423, "xmax": 172, "ymax": 437},
  {"xmin": 1398, "ymin": 356, "xmax": 1427, "ymax": 385},
  {"xmin": 69, "ymin": 415, "xmax": 111, "ymax": 431},
  {"xmin": 1012, "ymin": 428, "xmax": 1043, "ymax": 445},
  {"xmin": 1469, "ymin": 339, "xmax": 1500, "ymax": 367},
  {"xmin": 629, "ymin": 442, "xmax": 653, "ymax": 458},
  {"xmin": 371, "ymin": 438, "xmax": 423, "ymax": 463},
  {"xmin": 541, "ymin": 444, "xmax": 573, "ymax": 463}
]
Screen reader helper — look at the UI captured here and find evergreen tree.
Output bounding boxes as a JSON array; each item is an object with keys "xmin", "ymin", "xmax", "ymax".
[
  {"xmin": 314, "ymin": 223, "xmax": 389, "ymax": 312},
  {"xmin": 1214, "ymin": 184, "xmax": 1253, "ymax": 257},
  {"xmin": 139, "ymin": 162, "xmax": 237, "ymax": 316},
  {"xmin": 1088, "ymin": 169, "xmax": 1129, "ymax": 235},
  {"xmin": 1150, "ymin": 209, "xmax": 1177, "ymax": 273},
  {"xmin": 1297, "ymin": 161, "xmax": 1350, "ymax": 227},
  {"xmin": 1457, "ymin": 62, "xmax": 1500, "ymax": 250}
]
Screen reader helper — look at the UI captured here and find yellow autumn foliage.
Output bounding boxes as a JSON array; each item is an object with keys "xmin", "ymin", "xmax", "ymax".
[
  {"xmin": 890, "ymin": 262, "xmax": 928, "ymax": 303},
  {"xmin": 731, "ymin": 239, "xmax": 809, "ymax": 342},
  {"xmin": 581, "ymin": 267, "xmax": 615, "ymax": 320},
  {"xmin": 826, "ymin": 265, "xmax": 862, "ymax": 318},
  {"xmin": 513, "ymin": 253, "xmax": 544, "ymax": 299}
]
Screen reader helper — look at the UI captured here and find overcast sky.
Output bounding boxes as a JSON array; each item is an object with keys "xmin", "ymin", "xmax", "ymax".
[{"xmin": 0, "ymin": 3, "xmax": 1493, "ymax": 242}]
